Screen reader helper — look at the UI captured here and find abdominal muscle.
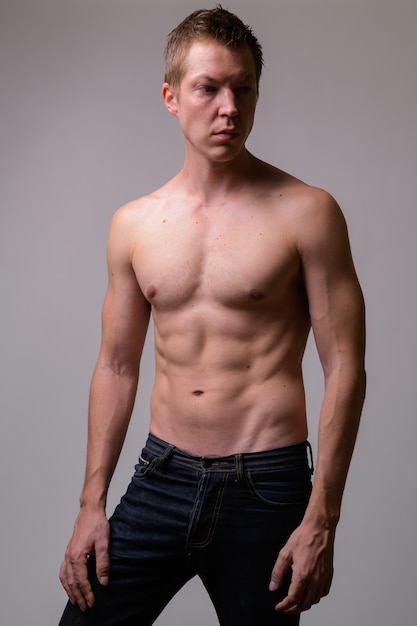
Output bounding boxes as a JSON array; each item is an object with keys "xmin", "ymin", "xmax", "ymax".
[{"xmin": 148, "ymin": 306, "xmax": 310, "ymax": 457}]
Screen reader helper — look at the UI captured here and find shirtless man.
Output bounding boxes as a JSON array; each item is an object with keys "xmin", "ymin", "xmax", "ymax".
[{"xmin": 59, "ymin": 7, "xmax": 366, "ymax": 626}]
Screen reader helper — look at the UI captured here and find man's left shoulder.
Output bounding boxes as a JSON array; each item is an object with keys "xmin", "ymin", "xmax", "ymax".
[
  {"xmin": 257, "ymin": 162, "xmax": 344, "ymax": 227},
  {"xmin": 285, "ymin": 180, "xmax": 340, "ymax": 217},
  {"xmin": 263, "ymin": 166, "xmax": 337, "ymax": 214},
  {"xmin": 273, "ymin": 180, "xmax": 350, "ymax": 259}
]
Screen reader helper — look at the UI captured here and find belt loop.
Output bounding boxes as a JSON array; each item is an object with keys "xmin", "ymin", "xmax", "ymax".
[
  {"xmin": 155, "ymin": 443, "xmax": 175, "ymax": 471},
  {"xmin": 306, "ymin": 441, "xmax": 314, "ymax": 476},
  {"xmin": 235, "ymin": 453, "xmax": 245, "ymax": 485}
]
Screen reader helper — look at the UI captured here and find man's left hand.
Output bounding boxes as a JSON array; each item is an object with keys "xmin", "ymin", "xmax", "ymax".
[{"xmin": 269, "ymin": 520, "xmax": 335, "ymax": 614}]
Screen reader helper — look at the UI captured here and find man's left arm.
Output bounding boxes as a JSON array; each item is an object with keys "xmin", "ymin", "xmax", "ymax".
[{"xmin": 270, "ymin": 189, "xmax": 366, "ymax": 614}]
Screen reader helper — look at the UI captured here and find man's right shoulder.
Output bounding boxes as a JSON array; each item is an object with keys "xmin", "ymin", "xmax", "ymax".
[
  {"xmin": 113, "ymin": 192, "xmax": 155, "ymax": 220},
  {"xmin": 112, "ymin": 182, "xmax": 174, "ymax": 227}
]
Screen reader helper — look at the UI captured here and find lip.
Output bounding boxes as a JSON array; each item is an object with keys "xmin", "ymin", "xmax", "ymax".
[{"xmin": 213, "ymin": 129, "xmax": 239, "ymax": 139}]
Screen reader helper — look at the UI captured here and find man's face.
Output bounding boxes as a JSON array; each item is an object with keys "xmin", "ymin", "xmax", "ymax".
[{"xmin": 164, "ymin": 39, "xmax": 258, "ymax": 164}]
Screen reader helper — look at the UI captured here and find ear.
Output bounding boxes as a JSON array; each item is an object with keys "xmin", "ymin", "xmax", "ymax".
[{"xmin": 162, "ymin": 82, "xmax": 179, "ymax": 116}]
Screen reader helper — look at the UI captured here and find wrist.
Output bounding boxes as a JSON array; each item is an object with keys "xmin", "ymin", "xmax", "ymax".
[
  {"xmin": 303, "ymin": 497, "xmax": 341, "ymax": 531},
  {"xmin": 79, "ymin": 470, "xmax": 110, "ymax": 510},
  {"xmin": 79, "ymin": 488, "xmax": 107, "ymax": 511}
]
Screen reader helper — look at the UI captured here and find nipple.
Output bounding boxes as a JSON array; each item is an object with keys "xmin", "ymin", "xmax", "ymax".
[
  {"xmin": 146, "ymin": 284, "xmax": 157, "ymax": 300},
  {"xmin": 249, "ymin": 288, "xmax": 265, "ymax": 300}
]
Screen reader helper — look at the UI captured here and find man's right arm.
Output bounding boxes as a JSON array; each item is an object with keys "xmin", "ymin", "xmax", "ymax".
[{"xmin": 59, "ymin": 205, "xmax": 151, "ymax": 611}]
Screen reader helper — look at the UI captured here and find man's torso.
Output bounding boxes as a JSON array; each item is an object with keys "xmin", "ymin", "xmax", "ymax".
[{"xmin": 125, "ymin": 167, "xmax": 314, "ymax": 455}]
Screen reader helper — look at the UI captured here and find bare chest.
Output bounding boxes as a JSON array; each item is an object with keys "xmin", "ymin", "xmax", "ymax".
[{"xmin": 132, "ymin": 209, "xmax": 301, "ymax": 310}]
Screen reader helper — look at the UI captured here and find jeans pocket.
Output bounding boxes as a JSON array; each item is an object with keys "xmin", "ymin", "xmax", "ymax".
[
  {"xmin": 246, "ymin": 466, "xmax": 312, "ymax": 507},
  {"xmin": 133, "ymin": 449, "xmax": 158, "ymax": 481}
]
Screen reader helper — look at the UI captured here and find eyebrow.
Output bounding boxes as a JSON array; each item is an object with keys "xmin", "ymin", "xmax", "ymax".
[{"xmin": 193, "ymin": 73, "xmax": 256, "ymax": 83}]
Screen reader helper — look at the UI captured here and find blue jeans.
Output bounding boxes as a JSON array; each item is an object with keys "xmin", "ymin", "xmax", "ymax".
[{"xmin": 59, "ymin": 433, "xmax": 313, "ymax": 626}]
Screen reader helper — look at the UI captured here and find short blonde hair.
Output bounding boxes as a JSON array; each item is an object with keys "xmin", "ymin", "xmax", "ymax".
[{"xmin": 164, "ymin": 5, "xmax": 263, "ymax": 92}]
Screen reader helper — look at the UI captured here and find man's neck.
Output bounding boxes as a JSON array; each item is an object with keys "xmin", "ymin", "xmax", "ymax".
[{"xmin": 177, "ymin": 148, "xmax": 258, "ymax": 206}]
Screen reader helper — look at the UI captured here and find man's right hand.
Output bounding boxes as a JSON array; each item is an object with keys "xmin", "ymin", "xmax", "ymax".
[{"xmin": 59, "ymin": 508, "xmax": 110, "ymax": 612}]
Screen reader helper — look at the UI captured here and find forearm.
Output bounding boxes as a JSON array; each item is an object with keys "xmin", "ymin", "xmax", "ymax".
[
  {"xmin": 80, "ymin": 361, "xmax": 139, "ymax": 509},
  {"xmin": 305, "ymin": 364, "xmax": 366, "ymax": 528}
]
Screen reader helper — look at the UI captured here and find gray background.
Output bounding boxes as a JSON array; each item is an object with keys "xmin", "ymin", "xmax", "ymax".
[{"xmin": 1, "ymin": 0, "xmax": 416, "ymax": 624}]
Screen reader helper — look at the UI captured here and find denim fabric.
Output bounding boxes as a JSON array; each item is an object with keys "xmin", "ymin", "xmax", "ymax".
[{"xmin": 59, "ymin": 433, "xmax": 313, "ymax": 626}]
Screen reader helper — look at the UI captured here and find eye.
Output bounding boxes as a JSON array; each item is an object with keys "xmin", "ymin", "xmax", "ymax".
[
  {"xmin": 200, "ymin": 85, "xmax": 216, "ymax": 93},
  {"xmin": 235, "ymin": 85, "xmax": 253, "ymax": 95}
]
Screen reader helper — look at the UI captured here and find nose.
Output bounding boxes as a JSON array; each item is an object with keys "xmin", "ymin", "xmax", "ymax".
[{"xmin": 219, "ymin": 89, "xmax": 238, "ymax": 117}]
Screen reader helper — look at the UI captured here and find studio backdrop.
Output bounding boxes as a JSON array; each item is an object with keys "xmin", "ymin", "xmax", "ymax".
[{"xmin": 1, "ymin": 1, "xmax": 416, "ymax": 625}]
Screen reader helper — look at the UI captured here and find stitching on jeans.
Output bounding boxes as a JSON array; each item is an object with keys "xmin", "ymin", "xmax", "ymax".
[
  {"xmin": 245, "ymin": 469, "xmax": 312, "ymax": 507},
  {"xmin": 197, "ymin": 472, "xmax": 227, "ymax": 548},
  {"xmin": 186, "ymin": 472, "xmax": 228, "ymax": 551}
]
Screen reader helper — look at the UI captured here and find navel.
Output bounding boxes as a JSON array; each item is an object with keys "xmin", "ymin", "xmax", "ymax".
[
  {"xmin": 192, "ymin": 390, "xmax": 204, "ymax": 397},
  {"xmin": 249, "ymin": 288, "xmax": 265, "ymax": 300}
]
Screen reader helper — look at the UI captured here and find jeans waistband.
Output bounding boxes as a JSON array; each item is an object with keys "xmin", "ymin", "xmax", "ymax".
[{"xmin": 145, "ymin": 432, "xmax": 314, "ymax": 475}]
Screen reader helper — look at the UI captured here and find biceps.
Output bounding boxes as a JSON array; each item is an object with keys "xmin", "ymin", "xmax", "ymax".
[
  {"xmin": 100, "ymin": 282, "xmax": 151, "ymax": 370},
  {"xmin": 309, "ymin": 276, "xmax": 366, "ymax": 374}
]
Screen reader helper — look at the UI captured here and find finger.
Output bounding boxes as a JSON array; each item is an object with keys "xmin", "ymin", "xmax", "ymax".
[
  {"xmin": 269, "ymin": 547, "xmax": 292, "ymax": 591},
  {"xmin": 69, "ymin": 553, "xmax": 94, "ymax": 611},
  {"xmin": 92, "ymin": 522, "xmax": 110, "ymax": 586},
  {"xmin": 300, "ymin": 571, "xmax": 331, "ymax": 610},
  {"xmin": 60, "ymin": 560, "xmax": 90, "ymax": 612},
  {"xmin": 95, "ymin": 545, "xmax": 110, "ymax": 587},
  {"xmin": 274, "ymin": 575, "xmax": 305, "ymax": 613},
  {"xmin": 59, "ymin": 560, "xmax": 76, "ymax": 606},
  {"xmin": 276, "ymin": 572, "xmax": 331, "ymax": 614},
  {"xmin": 282, "ymin": 586, "xmax": 315, "ymax": 614}
]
